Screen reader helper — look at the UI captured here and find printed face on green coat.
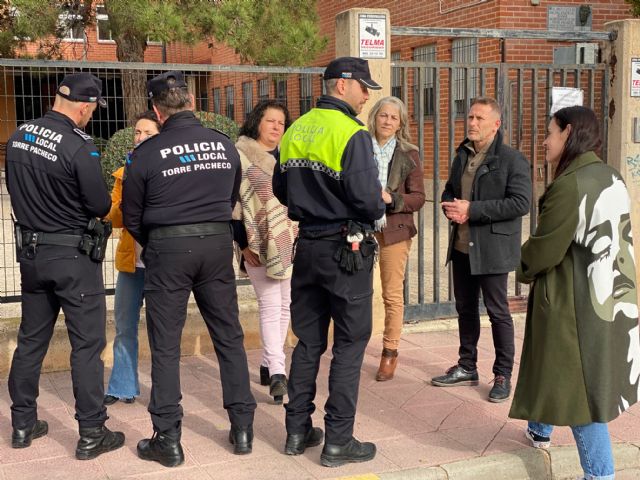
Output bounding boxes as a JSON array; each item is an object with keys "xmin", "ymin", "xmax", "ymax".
[{"xmin": 578, "ymin": 176, "xmax": 637, "ymax": 322}]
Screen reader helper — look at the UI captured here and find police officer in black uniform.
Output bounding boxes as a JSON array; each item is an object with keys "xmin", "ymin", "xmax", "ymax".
[
  {"xmin": 5, "ymin": 72, "xmax": 125, "ymax": 459},
  {"xmin": 122, "ymin": 71, "xmax": 256, "ymax": 468},
  {"xmin": 273, "ymin": 57, "xmax": 385, "ymax": 467}
]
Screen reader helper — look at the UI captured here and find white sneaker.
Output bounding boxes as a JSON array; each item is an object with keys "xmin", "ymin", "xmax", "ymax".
[{"xmin": 525, "ymin": 428, "xmax": 551, "ymax": 449}]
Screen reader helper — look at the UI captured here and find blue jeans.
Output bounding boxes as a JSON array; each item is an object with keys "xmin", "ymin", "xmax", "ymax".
[
  {"xmin": 528, "ymin": 421, "xmax": 615, "ymax": 479},
  {"xmin": 106, "ymin": 268, "xmax": 145, "ymax": 398}
]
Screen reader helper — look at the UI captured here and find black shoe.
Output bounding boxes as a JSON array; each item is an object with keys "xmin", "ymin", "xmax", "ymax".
[
  {"xmin": 488, "ymin": 375, "xmax": 511, "ymax": 403},
  {"xmin": 104, "ymin": 395, "xmax": 135, "ymax": 406},
  {"xmin": 76, "ymin": 425, "xmax": 125, "ymax": 460},
  {"xmin": 431, "ymin": 365, "xmax": 479, "ymax": 387},
  {"xmin": 260, "ymin": 365, "xmax": 270, "ymax": 386},
  {"xmin": 12, "ymin": 419, "xmax": 48, "ymax": 448},
  {"xmin": 137, "ymin": 431, "xmax": 185, "ymax": 467},
  {"xmin": 320, "ymin": 437, "xmax": 376, "ymax": 467},
  {"xmin": 284, "ymin": 427, "xmax": 324, "ymax": 455},
  {"xmin": 228, "ymin": 424, "xmax": 253, "ymax": 455},
  {"xmin": 269, "ymin": 374, "xmax": 287, "ymax": 403}
]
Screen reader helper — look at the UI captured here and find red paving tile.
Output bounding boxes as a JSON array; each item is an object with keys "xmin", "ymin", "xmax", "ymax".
[{"xmin": 0, "ymin": 326, "xmax": 637, "ymax": 479}]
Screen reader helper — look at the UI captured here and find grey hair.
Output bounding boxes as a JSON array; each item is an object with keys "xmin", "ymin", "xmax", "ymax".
[
  {"xmin": 367, "ymin": 96, "xmax": 416, "ymax": 151},
  {"xmin": 152, "ymin": 86, "xmax": 193, "ymax": 117},
  {"xmin": 471, "ymin": 96, "xmax": 502, "ymax": 118},
  {"xmin": 324, "ymin": 78, "xmax": 340, "ymax": 95}
]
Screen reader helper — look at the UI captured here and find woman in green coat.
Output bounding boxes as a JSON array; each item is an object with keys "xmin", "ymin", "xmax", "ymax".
[{"xmin": 509, "ymin": 106, "xmax": 640, "ymax": 480}]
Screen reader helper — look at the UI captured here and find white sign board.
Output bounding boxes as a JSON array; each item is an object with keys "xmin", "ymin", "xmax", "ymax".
[
  {"xmin": 359, "ymin": 13, "xmax": 386, "ymax": 59},
  {"xmin": 631, "ymin": 58, "xmax": 640, "ymax": 97},
  {"xmin": 551, "ymin": 87, "xmax": 584, "ymax": 114}
]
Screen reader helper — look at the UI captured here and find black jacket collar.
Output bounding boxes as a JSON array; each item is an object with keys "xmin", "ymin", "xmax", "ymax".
[
  {"xmin": 316, "ymin": 95, "xmax": 364, "ymax": 126},
  {"xmin": 161, "ymin": 111, "xmax": 201, "ymax": 131},
  {"xmin": 45, "ymin": 110, "xmax": 79, "ymax": 129},
  {"xmin": 457, "ymin": 129, "xmax": 504, "ymax": 159}
]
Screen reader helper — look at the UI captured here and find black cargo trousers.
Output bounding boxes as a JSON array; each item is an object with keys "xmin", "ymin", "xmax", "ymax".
[
  {"xmin": 142, "ymin": 229, "xmax": 256, "ymax": 436},
  {"xmin": 9, "ymin": 244, "xmax": 108, "ymax": 430},
  {"xmin": 285, "ymin": 231, "xmax": 375, "ymax": 445}
]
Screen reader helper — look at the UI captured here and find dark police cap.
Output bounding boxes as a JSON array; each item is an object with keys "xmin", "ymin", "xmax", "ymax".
[
  {"xmin": 147, "ymin": 71, "xmax": 188, "ymax": 99},
  {"xmin": 57, "ymin": 72, "xmax": 106, "ymax": 107},
  {"xmin": 323, "ymin": 57, "xmax": 382, "ymax": 90}
]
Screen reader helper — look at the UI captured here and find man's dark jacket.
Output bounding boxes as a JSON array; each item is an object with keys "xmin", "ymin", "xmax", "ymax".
[{"xmin": 442, "ymin": 130, "xmax": 531, "ymax": 275}]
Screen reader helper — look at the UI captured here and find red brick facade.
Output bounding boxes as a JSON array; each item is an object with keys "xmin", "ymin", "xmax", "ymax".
[{"xmin": 5, "ymin": 1, "xmax": 633, "ymax": 179}]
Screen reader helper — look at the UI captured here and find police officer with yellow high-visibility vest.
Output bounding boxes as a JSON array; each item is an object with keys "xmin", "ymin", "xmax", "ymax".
[{"xmin": 273, "ymin": 57, "xmax": 385, "ymax": 467}]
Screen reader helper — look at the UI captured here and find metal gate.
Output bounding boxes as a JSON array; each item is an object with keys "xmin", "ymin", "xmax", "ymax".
[{"xmin": 395, "ymin": 59, "xmax": 609, "ymax": 320}]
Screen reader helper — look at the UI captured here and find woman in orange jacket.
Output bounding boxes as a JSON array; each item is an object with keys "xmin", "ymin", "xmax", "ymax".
[{"xmin": 104, "ymin": 111, "xmax": 160, "ymax": 405}]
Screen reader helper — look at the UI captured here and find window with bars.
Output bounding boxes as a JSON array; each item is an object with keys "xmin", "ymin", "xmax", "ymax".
[
  {"xmin": 242, "ymin": 81, "xmax": 253, "ymax": 120},
  {"xmin": 413, "ymin": 45, "xmax": 436, "ymax": 117},
  {"xmin": 258, "ymin": 79, "xmax": 269, "ymax": 101},
  {"xmin": 275, "ymin": 79, "xmax": 287, "ymax": 106},
  {"xmin": 299, "ymin": 75, "xmax": 313, "ymax": 115},
  {"xmin": 96, "ymin": 5, "xmax": 113, "ymax": 42},
  {"xmin": 225, "ymin": 85, "xmax": 234, "ymax": 120},
  {"xmin": 391, "ymin": 51, "xmax": 402, "ymax": 100},
  {"xmin": 452, "ymin": 38, "xmax": 478, "ymax": 116},
  {"xmin": 213, "ymin": 88, "xmax": 221, "ymax": 114}
]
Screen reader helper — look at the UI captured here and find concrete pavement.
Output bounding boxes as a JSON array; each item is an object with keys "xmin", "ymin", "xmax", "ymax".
[{"xmin": 1, "ymin": 319, "xmax": 639, "ymax": 479}]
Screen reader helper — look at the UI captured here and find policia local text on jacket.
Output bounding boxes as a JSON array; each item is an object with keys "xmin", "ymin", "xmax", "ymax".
[
  {"xmin": 122, "ymin": 108, "xmax": 256, "ymax": 458},
  {"xmin": 273, "ymin": 93, "xmax": 385, "ymax": 457},
  {"xmin": 5, "ymin": 109, "xmax": 113, "ymax": 441}
]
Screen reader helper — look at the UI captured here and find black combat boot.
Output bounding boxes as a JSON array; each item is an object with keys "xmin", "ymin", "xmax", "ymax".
[
  {"xmin": 76, "ymin": 425, "xmax": 125, "ymax": 460},
  {"xmin": 12, "ymin": 419, "xmax": 48, "ymax": 448},
  {"xmin": 137, "ymin": 431, "xmax": 185, "ymax": 467},
  {"xmin": 229, "ymin": 424, "xmax": 253, "ymax": 455}
]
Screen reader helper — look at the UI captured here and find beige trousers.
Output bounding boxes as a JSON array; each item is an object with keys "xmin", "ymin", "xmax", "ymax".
[{"xmin": 377, "ymin": 235, "xmax": 412, "ymax": 350}]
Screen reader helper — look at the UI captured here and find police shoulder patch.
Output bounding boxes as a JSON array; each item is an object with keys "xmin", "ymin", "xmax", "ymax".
[
  {"xmin": 73, "ymin": 128, "xmax": 93, "ymax": 141},
  {"xmin": 209, "ymin": 128, "xmax": 230, "ymax": 139}
]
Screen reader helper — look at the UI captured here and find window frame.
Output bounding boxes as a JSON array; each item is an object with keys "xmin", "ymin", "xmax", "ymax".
[
  {"xmin": 452, "ymin": 38, "xmax": 479, "ymax": 117},
  {"xmin": 58, "ymin": 11, "xmax": 85, "ymax": 43},
  {"xmin": 95, "ymin": 5, "xmax": 114, "ymax": 43},
  {"xmin": 225, "ymin": 85, "xmax": 235, "ymax": 121},
  {"xmin": 412, "ymin": 44, "xmax": 437, "ymax": 118}
]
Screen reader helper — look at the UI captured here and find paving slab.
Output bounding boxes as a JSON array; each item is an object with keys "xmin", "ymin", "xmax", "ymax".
[{"xmin": 0, "ymin": 324, "xmax": 638, "ymax": 479}]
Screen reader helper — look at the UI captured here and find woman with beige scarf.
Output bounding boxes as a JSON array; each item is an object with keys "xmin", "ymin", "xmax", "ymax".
[{"xmin": 232, "ymin": 100, "xmax": 297, "ymax": 404}]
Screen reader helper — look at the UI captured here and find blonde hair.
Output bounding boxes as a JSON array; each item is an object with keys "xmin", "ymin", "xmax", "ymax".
[{"xmin": 367, "ymin": 96, "xmax": 416, "ymax": 151}]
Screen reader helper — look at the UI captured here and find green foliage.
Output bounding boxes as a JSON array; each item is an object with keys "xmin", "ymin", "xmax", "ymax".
[
  {"xmin": 627, "ymin": 0, "xmax": 640, "ymax": 17},
  {"xmin": 1, "ymin": 0, "xmax": 326, "ymax": 66},
  {"xmin": 0, "ymin": 0, "xmax": 61, "ymax": 58},
  {"xmin": 195, "ymin": 111, "xmax": 239, "ymax": 141},
  {"xmin": 100, "ymin": 127, "xmax": 133, "ymax": 190},
  {"xmin": 100, "ymin": 111, "xmax": 239, "ymax": 190},
  {"xmin": 193, "ymin": 0, "xmax": 328, "ymax": 66}
]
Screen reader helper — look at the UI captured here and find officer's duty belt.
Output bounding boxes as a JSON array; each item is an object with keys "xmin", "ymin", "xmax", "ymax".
[
  {"xmin": 149, "ymin": 222, "xmax": 230, "ymax": 240},
  {"xmin": 22, "ymin": 231, "xmax": 83, "ymax": 247}
]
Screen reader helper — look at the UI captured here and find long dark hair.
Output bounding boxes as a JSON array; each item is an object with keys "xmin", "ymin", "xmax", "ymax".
[
  {"xmin": 239, "ymin": 100, "xmax": 291, "ymax": 140},
  {"xmin": 552, "ymin": 106, "xmax": 601, "ymax": 179}
]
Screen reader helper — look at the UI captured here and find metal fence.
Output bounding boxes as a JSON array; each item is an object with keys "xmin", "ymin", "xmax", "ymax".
[
  {"xmin": 0, "ymin": 59, "xmax": 610, "ymax": 321},
  {"xmin": 0, "ymin": 59, "xmax": 324, "ymax": 303},
  {"xmin": 393, "ymin": 60, "xmax": 609, "ymax": 320}
]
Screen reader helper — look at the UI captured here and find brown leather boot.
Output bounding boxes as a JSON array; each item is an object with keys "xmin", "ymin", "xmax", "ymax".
[{"xmin": 375, "ymin": 348, "xmax": 398, "ymax": 381}]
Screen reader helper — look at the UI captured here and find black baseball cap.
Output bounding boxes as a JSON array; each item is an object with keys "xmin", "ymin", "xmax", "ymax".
[
  {"xmin": 147, "ymin": 71, "xmax": 188, "ymax": 99},
  {"xmin": 57, "ymin": 73, "xmax": 106, "ymax": 107},
  {"xmin": 323, "ymin": 57, "xmax": 382, "ymax": 90}
]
